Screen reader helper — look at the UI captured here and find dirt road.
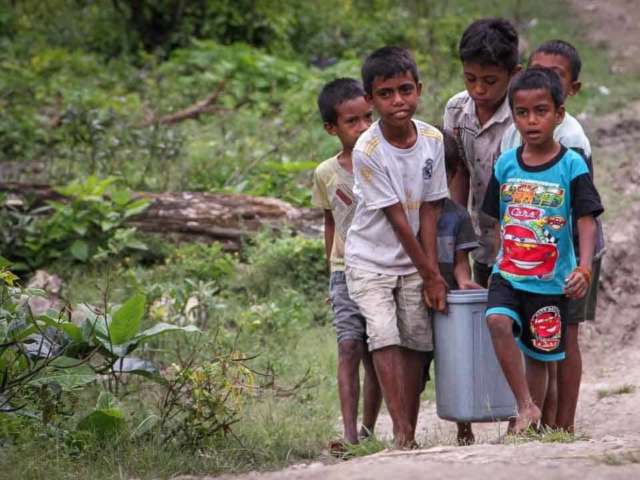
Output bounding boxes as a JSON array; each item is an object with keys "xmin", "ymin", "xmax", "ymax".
[{"xmin": 182, "ymin": 1, "xmax": 640, "ymax": 478}]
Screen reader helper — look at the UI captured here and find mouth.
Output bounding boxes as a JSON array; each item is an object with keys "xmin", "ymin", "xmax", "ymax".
[
  {"xmin": 525, "ymin": 130, "xmax": 542, "ymax": 139},
  {"xmin": 391, "ymin": 110, "xmax": 410, "ymax": 119},
  {"xmin": 511, "ymin": 259, "xmax": 544, "ymax": 270}
]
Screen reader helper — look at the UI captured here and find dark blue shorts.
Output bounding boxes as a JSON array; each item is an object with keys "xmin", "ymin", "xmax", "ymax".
[
  {"xmin": 486, "ymin": 274, "xmax": 568, "ymax": 362},
  {"xmin": 330, "ymin": 271, "xmax": 366, "ymax": 344}
]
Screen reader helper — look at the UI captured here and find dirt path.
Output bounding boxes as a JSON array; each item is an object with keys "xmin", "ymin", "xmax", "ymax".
[{"xmin": 182, "ymin": 2, "xmax": 640, "ymax": 478}]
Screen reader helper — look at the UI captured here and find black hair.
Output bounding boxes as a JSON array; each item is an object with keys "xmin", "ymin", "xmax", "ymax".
[
  {"xmin": 459, "ymin": 18, "xmax": 519, "ymax": 72},
  {"xmin": 361, "ymin": 46, "xmax": 419, "ymax": 96},
  {"xmin": 529, "ymin": 40, "xmax": 582, "ymax": 82},
  {"xmin": 317, "ymin": 78, "xmax": 365, "ymax": 125},
  {"xmin": 436, "ymin": 127, "xmax": 463, "ymax": 176},
  {"xmin": 508, "ymin": 67, "xmax": 564, "ymax": 110}
]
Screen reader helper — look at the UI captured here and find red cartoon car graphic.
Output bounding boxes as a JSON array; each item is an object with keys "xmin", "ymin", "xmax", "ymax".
[
  {"xmin": 530, "ymin": 306, "xmax": 562, "ymax": 351},
  {"xmin": 499, "ymin": 224, "xmax": 558, "ymax": 278}
]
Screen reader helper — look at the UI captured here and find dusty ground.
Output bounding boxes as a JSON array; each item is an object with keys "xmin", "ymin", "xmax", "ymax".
[{"xmin": 182, "ymin": 1, "xmax": 640, "ymax": 478}]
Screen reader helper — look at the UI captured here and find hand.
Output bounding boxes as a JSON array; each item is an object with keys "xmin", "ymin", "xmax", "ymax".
[
  {"xmin": 563, "ymin": 270, "xmax": 589, "ymax": 299},
  {"xmin": 458, "ymin": 279, "xmax": 484, "ymax": 290},
  {"xmin": 423, "ymin": 273, "xmax": 449, "ymax": 313}
]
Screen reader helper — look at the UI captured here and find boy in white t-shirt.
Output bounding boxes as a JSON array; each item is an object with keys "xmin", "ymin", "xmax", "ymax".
[{"xmin": 345, "ymin": 46, "xmax": 448, "ymax": 448}]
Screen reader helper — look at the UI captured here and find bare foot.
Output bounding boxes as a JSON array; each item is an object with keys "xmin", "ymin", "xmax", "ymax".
[
  {"xmin": 508, "ymin": 403, "xmax": 542, "ymax": 434},
  {"xmin": 456, "ymin": 422, "xmax": 475, "ymax": 446},
  {"xmin": 358, "ymin": 426, "xmax": 374, "ymax": 440}
]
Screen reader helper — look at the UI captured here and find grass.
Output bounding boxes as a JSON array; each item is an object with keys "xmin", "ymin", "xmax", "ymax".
[
  {"xmin": 601, "ymin": 450, "xmax": 640, "ymax": 466},
  {"xmin": 597, "ymin": 384, "xmax": 636, "ymax": 399},
  {"xmin": 499, "ymin": 426, "xmax": 591, "ymax": 445}
]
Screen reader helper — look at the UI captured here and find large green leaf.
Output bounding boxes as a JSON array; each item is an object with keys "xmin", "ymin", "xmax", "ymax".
[
  {"xmin": 109, "ymin": 294, "xmax": 146, "ymax": 345},
  {"xmin": 0, "ymin": 320, "xmax": 7, "ymax": 343},
  {"xmin": 28, "ymin": 357, "xmax": 97, "ymax": 391},
  {"xmin": 0, "ymin": 256, "xmax": 11, "ymax": 268},
  {"xmin": 38, "ymin": 315, "xmax": 84, "ymax": 344},
  {"xmin": 96, "ymin": 391, "xmax": 119, "ymax": 410},
  {"xmin": 99, "ymin": 323, "xmax": 200, "ymax": 358},
  {"xmin": 77, "ymin": 408, "xmax": 125, "ymax": 434}
]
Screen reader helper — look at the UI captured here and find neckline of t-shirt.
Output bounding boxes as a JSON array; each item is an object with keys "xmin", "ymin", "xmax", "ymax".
[
  {"xmin": 516, "ymin": 144, "xmax": 567, "ymax": 172},
  {"xmin": 377, "ymin": 120, "xmax": 422, "ymax": 154}
]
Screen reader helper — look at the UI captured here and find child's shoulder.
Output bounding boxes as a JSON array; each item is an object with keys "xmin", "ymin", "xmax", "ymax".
[
  {"xmin": 445, "ymin": 90, "xmax": 472, "ymax": 111},
  {"xmin": 313, "ymin": 155, "xmax": 339, "ymax": 177},
  {"xmin": 353, "ymin": 121, "xmax": 382, "ymax": 157},
  {"xmin": 442, "ymin": 197, "xmax": 469, "ymax": 218},
  {"xmin": 557, "ymin": 112, "xmax": 591, "ymax": 156},
  {"xmin": 415, "ymin": 120, "xmax": 444, "ymax": 143}
]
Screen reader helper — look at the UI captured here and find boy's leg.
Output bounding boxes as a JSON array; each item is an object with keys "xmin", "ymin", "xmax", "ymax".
[
  {"xmin": 541, "ymin": 362, "xmax": 558, "ymax": 429},
  {"xmin": 485, "ymin": 275, "xmax": 541, "ymax": 433},
  {"xmin": 346, "ymin": 268, "xmax": 413, "ymax": 447},
  {"xmin": 360, "ymin": 348, "xmax": 383, "ymax": 438},
  {"xmin": 337, "ymin": 339, "xmax": 364, "ymax": 444},
  {"xmin": 487, "ymin": 313, "xmax": 540, "ymax": 432},
  {"xmin": 396, "ymin": 273, "xmax": 436, "ymax": 436},
  {"xmin": 330, "ymin": 271, "xmax": 369, "ymax": 444},
  {"xmin": 524, "ymin": 355, "xmax": 549, "ymax": 415},
  {"xmin": 556, "ymin": 324, "xmax": 581, "ymax": 432}
]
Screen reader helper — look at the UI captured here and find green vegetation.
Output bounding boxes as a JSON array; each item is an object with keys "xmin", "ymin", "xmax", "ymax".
[
  {"xmin": 597, "ymin": 384, "xmax": 636, "ymax": 400},
  {"xmin": 0, "ymin": 0, "xmax": 636, "ymax": 478}
]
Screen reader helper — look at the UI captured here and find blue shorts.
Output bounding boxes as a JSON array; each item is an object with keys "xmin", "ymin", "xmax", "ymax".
[
  {"xmin": 329, "ymin": 271, "xmax": 366, "ymax": 344},
  {"xmin": 486, "ymin": 274, "xmax": 568, "ymax": 362}
]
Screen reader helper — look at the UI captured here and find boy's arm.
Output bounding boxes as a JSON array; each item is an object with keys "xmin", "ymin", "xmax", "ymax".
[
  {"xmin": 450, "ymin": 167, "xmax": 470, "ymax": 207},
  {"xmin": 564, "ymin": 215, "xmax": 596, "ymax": 299},
  {"xmin": 453, "ymin": 249, "xmax": 483, "ymax": 290},
  {"xmin": 323, "ymin": 209, "xmax": 335, "ymax": 273},
  {"xmin": 383, "ymin": 202, "xmax": 448, "ymax": 312}
]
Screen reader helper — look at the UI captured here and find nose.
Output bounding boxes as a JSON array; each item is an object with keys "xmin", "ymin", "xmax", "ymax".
[
  {"xmin": 357, "ymin": 119, "xmax": 369, "ymax": 133},
  {"xmin": 391, "ymin": 90, "xmax": 404, "ymax": 106},
  {"xmin": 474, "ymin": 84, "xmax": 487, "ymax": 97}
]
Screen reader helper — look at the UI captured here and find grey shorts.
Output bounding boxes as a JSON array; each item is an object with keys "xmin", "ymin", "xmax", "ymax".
[
  {"xmin": 330, "ymin": 271, "xmax": 366, "ymax": 344},
  {"xmin": 345, "ymin": 267, "xmax": 433, "ymax": 352},
  {"xmin": 568, "ymin": 256, "xmax": 602, "ymax": 324}
]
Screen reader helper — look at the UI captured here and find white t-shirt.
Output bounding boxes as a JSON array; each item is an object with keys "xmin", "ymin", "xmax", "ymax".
[{"xmin": 345, "ymin": 119, "xmax": 448, "ymax": 275}]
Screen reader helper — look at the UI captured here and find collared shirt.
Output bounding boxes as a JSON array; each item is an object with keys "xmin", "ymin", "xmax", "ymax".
[{"xmin": 443, "ymin": 90, "xmax": 513, "ymax": 265}]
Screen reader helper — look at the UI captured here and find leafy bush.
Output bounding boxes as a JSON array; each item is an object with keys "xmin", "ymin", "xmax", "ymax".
[
  {"xmin": 0, "ymin": 177, "xmax": 150, "ymax": 271},
  {"xmin": 239, "ymin": 232, "xmax": 327, "ymax": 299}
]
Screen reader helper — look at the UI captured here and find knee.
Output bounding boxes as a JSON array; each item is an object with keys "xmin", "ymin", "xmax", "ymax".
[
  {"xmin": 338, "ymin": 340, "xmax": 364, "ymax": 365},
  {"xmin": 486, "ymin": 314, "xmax": 514, "ymax": 337}
]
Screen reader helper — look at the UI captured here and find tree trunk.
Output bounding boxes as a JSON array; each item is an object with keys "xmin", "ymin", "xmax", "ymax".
[{"xmin": 1, "ymin": 182, "xmax": 323, "ymax": 250}]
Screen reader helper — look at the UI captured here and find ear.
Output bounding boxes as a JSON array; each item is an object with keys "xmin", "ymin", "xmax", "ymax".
[
  {"xmin": 555, "ymin": 104, "xmax": 566, "ymax": 125},
  {"xmin": 510, "ymin": 65, "xmax": 523, "ymax": 77},
  {"xmin": 323, "ymin": 122, "xmax": 338, "ymax": 136},
  {"xmin": 568, "ymin": 80, "xmax": 582, "ymax": 97},
  {"xmin": 416, "ymin": 81, "xmax": 423, "ymax": 97}
]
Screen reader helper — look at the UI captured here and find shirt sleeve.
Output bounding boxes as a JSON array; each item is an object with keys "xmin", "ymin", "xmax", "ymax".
[
  {"xmin": 571, "ymin": 173, "xmax": 604, "ymax": 219},
  {"xmin": 353, "ymin": 149, "xmax": 399, "ymax": 211},
  {"xmin": 455, "ymin": 209, "xmax": 479, "ymax": 251},
  {"xmin": 481, "ymin": 171, "xmax": 502, "ymax": 220},
  {"xmin": 422, "ymin": 138, "xmax": 449, "ymax": 202},
  {"xmin": 311, "ymin": 167, "xmax": 331, "ymax": 209}
]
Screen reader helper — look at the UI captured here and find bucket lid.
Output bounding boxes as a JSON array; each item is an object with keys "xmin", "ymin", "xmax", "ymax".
[{"xmin": 446, "ymin": 289, "xmax": 488, "ymax": 304}]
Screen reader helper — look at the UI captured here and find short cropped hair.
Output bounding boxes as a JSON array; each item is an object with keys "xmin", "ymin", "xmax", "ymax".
[
  {"xmin": 317, "ymin": 78, "xmax": 365, "ymax": 125},
  {"xmin": 508, "ymin": 67, "xmax": 564, "ymax": 110},
  {"xmin": 459, "ymin": 18, "xmax": 519, "ymax": 72},
  {"xmin": 437, "ymin": 127, "xmax": 464, "ymax": 176},
  {"xmin": 361, "ymin": 46, "xmax": 419, "ymax": 96},
  {"xmin": 529, "ymin": 40, "xmax": 582, "ymax": 82}
]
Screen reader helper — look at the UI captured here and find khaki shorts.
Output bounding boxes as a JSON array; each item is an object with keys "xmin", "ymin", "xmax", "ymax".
[{"xmin": 345, "ymin": 267, "xmax": 433, "ymax": 352}]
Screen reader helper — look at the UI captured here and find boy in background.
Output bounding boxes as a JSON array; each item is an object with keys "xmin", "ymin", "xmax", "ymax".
[
  {"xmin": 500, "ymin": 40, "xmax": 605, "ymax": 432},
  {"xmin": 345, "ymin": 47, "xmax": 448, "ymax": 448},
  {"xmin": 482, "ymin": 68, "xmax": 603, "ymax": 433},
  {"xmin": 444, "ymin": 18, "xmax": 521, "ymax": 288},
  {"xmin": 312, "ymin": 78, "xmax": 382, "ymax": 448},
  {"xmin": 443, "ymin": 16, "xmax": 520, "ymax": 443}
]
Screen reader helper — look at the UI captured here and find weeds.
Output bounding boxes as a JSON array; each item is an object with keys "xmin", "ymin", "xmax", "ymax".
[{"xmin": 597, "ymin": 385, "xmax": 636, "ymax": 399}]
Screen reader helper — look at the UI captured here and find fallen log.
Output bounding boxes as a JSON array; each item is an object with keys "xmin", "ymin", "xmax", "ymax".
[{"xmin": 1, "ymin": 182, "xmax": 323, "ymax": 250}]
